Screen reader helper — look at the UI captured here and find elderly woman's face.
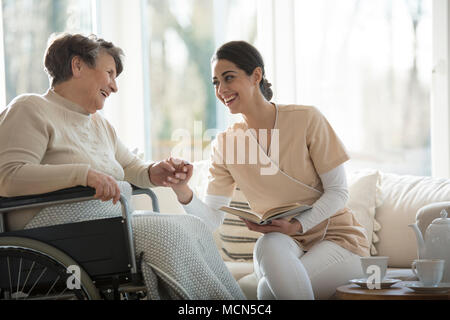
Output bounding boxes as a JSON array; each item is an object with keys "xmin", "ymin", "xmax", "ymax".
[{"xmin": 79, "ymin": 52, "xmax": 118, "ymax": 114}]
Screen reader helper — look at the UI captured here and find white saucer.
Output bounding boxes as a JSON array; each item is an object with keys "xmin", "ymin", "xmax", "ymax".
[
  {"xmin": 349, "ymin": 278, "xmax": 401, "ymax": 289},
  {"xmin": 403, "ymin": 281, "xmax": 450, "ymax": 293}
]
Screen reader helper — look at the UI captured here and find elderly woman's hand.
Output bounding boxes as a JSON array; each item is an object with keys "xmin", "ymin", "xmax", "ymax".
[
  {"xmin": 152, "ymin": 157, "xmax": 194, "ymax": 204},
  {"xmin": 148, "ymin": 157, "xmax": 192, "ymax": 187},
  {"xmin": 87, "ymin": 169, "xmax": 121, "ymax": 204}
]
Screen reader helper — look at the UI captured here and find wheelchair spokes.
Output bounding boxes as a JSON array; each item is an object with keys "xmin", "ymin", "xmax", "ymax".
[{"xmin": 1, "ymin": 247, "xmax": 89, "ymax": 300}]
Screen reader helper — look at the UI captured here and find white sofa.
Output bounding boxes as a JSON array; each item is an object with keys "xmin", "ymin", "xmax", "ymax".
[{"xmin": 132, "ymin": 161, "xmax": 450, "ymax": 299}]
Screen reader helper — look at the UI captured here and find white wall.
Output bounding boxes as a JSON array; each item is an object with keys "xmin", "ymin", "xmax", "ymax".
[{"xmin": 432, "ymin": 0, "xmax": 450, "ymax": 178}]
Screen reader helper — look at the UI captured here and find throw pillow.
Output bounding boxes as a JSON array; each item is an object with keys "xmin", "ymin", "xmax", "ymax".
[
  {"xmin": 347, "ymin": 170, "xmax": 383, "ymax": 255},
  {"xmin": 218, "ymin": 187, "xmax": 262, "ymax": 262},
  {"xmin": 375, "ymin": 173, "xmax": 450, "ymax": 267}
]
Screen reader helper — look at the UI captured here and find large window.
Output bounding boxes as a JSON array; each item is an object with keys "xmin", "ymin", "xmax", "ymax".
[
  {"xmin": 288, "ymin": 0, "xmax": 432, "ymax": 175},
  {"xmin": 144, "ymin": 0, "xmax": 256, "ymax": 161},
  {"xmin": 1, "ymin": 0, "xmax": 92, "ymax": 105},
  {"xmin": 0, "ymin": 0, "xmax": 443, "ymax": 177}
]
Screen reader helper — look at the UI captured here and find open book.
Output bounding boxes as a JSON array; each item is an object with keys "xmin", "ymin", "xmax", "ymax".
[{"xmin": 219, "ymin": 203, "xmax": 312, "ymax": 225}]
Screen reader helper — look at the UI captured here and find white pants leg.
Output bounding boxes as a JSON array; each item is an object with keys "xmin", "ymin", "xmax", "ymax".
[
  {"xmin": 301, "ymin": 240, "xmax": 364, "ymax": 299},
  {"xmin": 253, "ymin": 232, "xmax": 364, "ymax": 300},
  {"xmin": 253, "ymin": 232, "xmax": 313, "ymax": 300}
]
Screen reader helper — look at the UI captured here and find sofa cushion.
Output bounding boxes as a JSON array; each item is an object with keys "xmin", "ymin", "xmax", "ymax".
[
  {"xmin": 225, "ymin": 261, "xmax": 254, "ymax": 281},
  {"xmin": 346, "ymin": 170, "xmax": 383, "ymax": 255},
  {"xmin": 375, "ymin": 173, "xmax": 450, "ymax": 267},
  {"xmin": 237, "ymin": 272, "xmax": 258, "ymax": 300}
]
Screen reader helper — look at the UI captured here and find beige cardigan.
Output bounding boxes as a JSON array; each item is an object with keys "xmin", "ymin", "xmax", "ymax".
[
  {"xmin": 207, "ymin": 104, "xmax": 370, "ymax": 257},
  {"xmin": 0, "ymin": 89, "xmax": 154, "ymax": 230}
]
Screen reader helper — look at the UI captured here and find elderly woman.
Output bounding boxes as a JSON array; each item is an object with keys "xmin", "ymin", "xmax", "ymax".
[{"xmin": 0, "ymin": 33, "xmax": 244, "ymax": 300}]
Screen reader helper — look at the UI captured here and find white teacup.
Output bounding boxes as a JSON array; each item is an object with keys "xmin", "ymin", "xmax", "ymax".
[
  {"xmin": 412, "ymin": 259, "xmax": 445, "ymax": 287},
  {"xmin": 360, "ymin": 256, "xmax": 389, "ymax": 282}
]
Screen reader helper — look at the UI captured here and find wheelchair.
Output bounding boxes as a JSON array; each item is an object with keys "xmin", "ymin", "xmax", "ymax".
[{"xmin": 0, "ymin": 185, "xmax": 160, "ymax": 300}]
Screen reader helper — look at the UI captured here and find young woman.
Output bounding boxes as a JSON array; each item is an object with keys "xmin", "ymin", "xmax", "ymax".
[{"xmin": 168, "ymin": 41, "xmax": 370, "ymax": 300}]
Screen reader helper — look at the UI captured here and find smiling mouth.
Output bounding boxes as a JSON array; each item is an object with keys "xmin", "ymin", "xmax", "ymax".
[
  {"xmin": 223, "ymin": 94, "xmax": 238, "ymax": 105},
  {"xmin": 100, "ymin": 90, "xmax": 109, "ymax": 98}
]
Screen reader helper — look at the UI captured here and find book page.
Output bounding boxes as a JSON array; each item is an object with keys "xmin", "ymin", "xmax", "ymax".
[
  {"xmin": 262, "ymin": 203, "xmax": 303, "ymax": 219},
  {"xmin": 219, "ymin": 206, "xmax": 263, "ymax": 222},
  {"xmin": 220, "ymin": 203, "xmax": 312, "ymax": 225}
]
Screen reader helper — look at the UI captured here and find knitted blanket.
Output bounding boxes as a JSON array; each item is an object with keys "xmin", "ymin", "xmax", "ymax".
[{"xmin": 25, "ymin": 182, "xmax": 245, "ymax": 300}]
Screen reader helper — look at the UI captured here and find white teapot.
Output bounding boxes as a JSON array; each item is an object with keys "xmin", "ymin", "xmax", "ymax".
[{"xmin": 409, "ymin": 210, "xmax": 450, "ymax": 282}]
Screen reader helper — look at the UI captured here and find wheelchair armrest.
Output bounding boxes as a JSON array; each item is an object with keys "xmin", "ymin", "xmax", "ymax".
[
  {"xmin": 131, "ymin": 185, "xmax": 160, "ymax": 213},
  {"xmin": 0, "ymin": 186, "xmax": 96, "ymax": 212},
  {"xmin": 0, "ymin": 185, "xmax": 159, "ymax": 274},
  {"xmin": 0, "ymin": 185, "xmax": 160, "ymax": 213}
]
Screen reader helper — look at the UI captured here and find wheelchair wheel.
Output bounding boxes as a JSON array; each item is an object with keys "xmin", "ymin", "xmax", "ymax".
[{"xmin": 0, "ymin": 237, "xmax": 100, "ymax": 300}]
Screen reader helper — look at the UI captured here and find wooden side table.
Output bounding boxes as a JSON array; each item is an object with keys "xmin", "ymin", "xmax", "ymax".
[{"xmin": 336, "ymin": 282, "xmax": 450, "ymax": 300}]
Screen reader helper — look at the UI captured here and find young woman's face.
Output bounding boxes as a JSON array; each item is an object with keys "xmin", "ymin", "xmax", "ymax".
[
  {"xmin": 211, "ymin": 59, "xmax": 259, "ymax": 114},
  {"xmin": 78, "ymin": 52, "xmax": 118, "ymax": 114}
]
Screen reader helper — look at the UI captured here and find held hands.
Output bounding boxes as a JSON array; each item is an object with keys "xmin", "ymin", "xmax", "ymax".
[
  {"xmin": 149, "ymin": 157, "xmax": 193, "ymax": 187},
  {"xmin": 242, "ymin": 218, "xmax": 303, "ymax": 235},
  {"xmin": 149, "ymin": 157, "xmax": 194, "ymax": 204},
  {"xmin": 86, "ymin": 157, "xmax": 193, "ymax": 205}
]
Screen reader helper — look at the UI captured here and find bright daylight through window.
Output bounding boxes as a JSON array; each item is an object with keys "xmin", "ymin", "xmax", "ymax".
[
  {"xmin": 1, "ymin": 0, "xmax": 92, "ymax": 104},
  {"xmin": 290, "ymin": 0, "xmax": 431, "ymax": 176},
  {"xmin": 0, "ymin": 0, "xmax": 434, "ymax": 176}
]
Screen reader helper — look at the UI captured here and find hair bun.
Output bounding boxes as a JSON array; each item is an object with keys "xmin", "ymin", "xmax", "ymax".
[
  {"xmin": 263, "ymin": 78, "xmax": 272, "ymax": 89},
  {"xmin": 262, "ymin": 78, "xmax": 273, "ymax": 101}
]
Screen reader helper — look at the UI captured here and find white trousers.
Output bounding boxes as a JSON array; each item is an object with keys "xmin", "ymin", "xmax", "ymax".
[{"xmin": 253, "ymin": 232, "xmax": 364, "ymax": 300}]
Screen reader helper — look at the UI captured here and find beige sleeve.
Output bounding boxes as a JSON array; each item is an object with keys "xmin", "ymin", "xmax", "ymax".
[
  {"xmin": 0, "ymin": 100, "xmax": 90, "ymax": 197},
  {"xmin": 110, "ymin": 124, "xmax": 155, "ymax": 189},
  {"xmin": 206, "ymin": 133, "xmax": 236, "ymax": 198},
  {"xmin": 306, "ymin": 107, "xmax": 350, "ymax": 175}
]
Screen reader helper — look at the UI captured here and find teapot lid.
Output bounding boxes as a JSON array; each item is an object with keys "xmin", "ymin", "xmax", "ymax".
[{"xmin": 431, "ymin": 209, "xmax": 450, "ymax": 225}]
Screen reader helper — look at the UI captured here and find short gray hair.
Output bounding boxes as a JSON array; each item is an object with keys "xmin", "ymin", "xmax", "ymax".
[{"xmin": 44, "ymin": 33, "xmax": 124, "ymax": 86}]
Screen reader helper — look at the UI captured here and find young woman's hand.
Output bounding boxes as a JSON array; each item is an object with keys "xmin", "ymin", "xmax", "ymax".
[
  {"xmin": 167, "ymin": 157, "xmax": 194, "ymax": 188},
  {"xmin": 148, "ymin": 157, "xmax": 191, "ymax": 186},
  {"xmin": 242, "ymin": 218, "xmax": 303, "ymax": 235},
  {"xmin": 150, "ymin": 157, "xmax": 194, "ymax": 204},
  {"xmin": 87, "ymin": 168, "xmax": 121, "ymax": 204},
  {"xmin": 169, "ymin": 157, "xmax": 194, "ymax": 204}
]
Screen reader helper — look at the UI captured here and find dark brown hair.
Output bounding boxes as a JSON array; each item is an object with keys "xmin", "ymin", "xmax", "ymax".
[
  {"xmin": 211, "ymin": 41, "xmax": 273, "ymax": 101},
  {"xmin": 44, "ymin": 33, "xmax": 124, "ymax": 86}
]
